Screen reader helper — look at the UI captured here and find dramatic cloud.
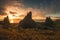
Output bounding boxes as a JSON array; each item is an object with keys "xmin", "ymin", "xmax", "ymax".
[
  {"xmin": 0, "ymin": 0, "xmax": 60, "ymax": 17},
  {"xmin": 0, "ymin": 0, "xmax": 60, "ymax": 23},
  {"xmin": 0, "ymin": 0, "xmax": 44, "ymax": 17},
  {"xmin": 21, "ymin": 0, "xmax": 60, "ymax": 16}
]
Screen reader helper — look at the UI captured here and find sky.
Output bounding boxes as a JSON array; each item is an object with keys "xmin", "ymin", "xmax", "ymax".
[
  {"xmin": 22, "ymin": 0, "xmax": 60, "ymax": 17},
  {"xmin": 0, "ymin": 0, "xmax": 60, "ymax": 17}
]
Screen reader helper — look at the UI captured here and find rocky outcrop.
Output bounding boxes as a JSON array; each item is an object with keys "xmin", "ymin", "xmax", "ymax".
[
  {"xmin": 44, "ymin": 17, "xmax": 54, "ymax": 29},
  {"xmin": 18, "ymin": 11, "xmax": 36, "ymax": 28},
  {"xmin": 3, "ymin": 16, "xmax": 10, "ymax": 29}
]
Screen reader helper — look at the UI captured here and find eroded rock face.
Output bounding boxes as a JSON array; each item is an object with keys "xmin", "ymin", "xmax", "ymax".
[
  {"xmin": 44, "ymin": 17, "xmax": 54, "ymax": 29},
  {"xmin": 18, "ymin": 11, "xmax": 36, "ymax": 28},
  {"xmin": 3, "ymin": 16, "xmax": 10, "ymax": 29}
]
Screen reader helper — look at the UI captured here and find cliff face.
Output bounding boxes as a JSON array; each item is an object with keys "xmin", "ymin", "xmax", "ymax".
[{"xmin": 18, "ymin": 11, "xmax": 36, "ymax": 28}]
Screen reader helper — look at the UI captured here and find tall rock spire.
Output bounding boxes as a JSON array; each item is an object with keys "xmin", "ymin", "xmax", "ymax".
[
  {"xmin": 24, "ymin": 11, "xmax": 32, "ymax": 20},
  {"xmin": 18, "ymin": 11, "xmax": 36, "ymax": 28},
  {"xmin": 3, "ymin": 16, "xmax": 10, "ymax": 29}
]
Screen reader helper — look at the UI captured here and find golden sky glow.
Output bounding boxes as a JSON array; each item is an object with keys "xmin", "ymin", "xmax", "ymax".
[
  {"xmin": 0, "ymin": 6, "xmax": 45, "ymax": 23},
  {"xmin": 1, "ymin": 5, "xmax": 59, "ymax": 23},
  {"xmin": 0, "ymin": 6, "xmax": 59, "ymax": 23},
  {"xmin": 0, "ymin": 5, "xmax": 59, "ymax": 23}
]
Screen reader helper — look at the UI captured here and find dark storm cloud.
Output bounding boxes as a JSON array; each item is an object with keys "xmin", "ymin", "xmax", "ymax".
[
  {"xmin": 21, "ymin": 0, "xmax": 54, "ymax": 8},
  {"xmin": 0, "ymin": 6, "xmax": 5, "ymax": 14},
  {"xmin": 0, "ymin": 0, "xmax": 7, "ymax": 14},
  {"xmin": 21, "ymin": 0, "xmax": 60, "ymax": 14}
]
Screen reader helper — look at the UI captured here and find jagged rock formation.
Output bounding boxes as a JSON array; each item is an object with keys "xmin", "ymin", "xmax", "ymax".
[
  {"xmin": 3, "ymin": 16, "xmax": 10, "ymax": 29},
  {"xmin": 44, "ymin": 17, "xmax": 54, "ymax": 29},
  {"xmin": 18, "ymin": 11, "xmax": 36, "ymax": 28}
]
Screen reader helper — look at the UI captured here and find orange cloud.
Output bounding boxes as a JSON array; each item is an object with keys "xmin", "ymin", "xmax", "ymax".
[{"xmin": 0, "ymin": 0, "xmax": 45, "ymax": 23}]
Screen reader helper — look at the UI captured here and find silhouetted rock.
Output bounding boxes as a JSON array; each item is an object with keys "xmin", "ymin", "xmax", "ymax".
[
  {"xmin": 44, "ymin": 17, "xmax": 54, "ymax": 29},
  {"xmin": 3, "ymin": 16, "xmax": 10, "ymax": 29},
  {"xmin": 18, "ymin": 11, "xmax": 36, "ymax": 28},
  {"xmin": 0, "ymin": 21, "xmax": 4, "ymax": 25}
]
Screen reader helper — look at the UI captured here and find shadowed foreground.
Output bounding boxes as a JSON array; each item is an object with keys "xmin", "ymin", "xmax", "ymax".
[{"xmin": 0, "ymin": 26, "xmax": 60, "ymax": 40}]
